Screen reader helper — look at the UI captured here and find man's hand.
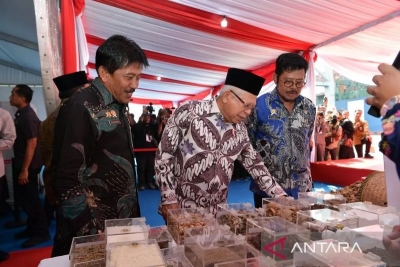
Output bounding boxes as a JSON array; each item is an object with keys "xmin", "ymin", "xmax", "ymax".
[
  {"xmin": 18, "ymin": 169, "xmax": 29, "ymax": 185},
  {"xmin": 366, "ymin": 135, "xmax": 372, "ymax": 142},
  {"xmin": 161, "ymin": 203, "xmax": 179, "ymax": 222},
  {"xmin": 383, "ymin": 225, "xmax": 400, "ymax": 259},
  {"xmin": 344, "ymin": 138, "xmax": 353, "ymax": 147},
  {"xmin": 366, "ymin": 64, "xmax": 400, "ymax": 110}
]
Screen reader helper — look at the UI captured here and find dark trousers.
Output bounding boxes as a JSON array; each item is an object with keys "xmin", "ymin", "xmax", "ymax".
[
  {"xmin": 136, "ymin": 152, "xmax": 156, "ymax": 187},
  {"xmin": 325, "ymin": 148, "xmax": 338, "ymax": 160},
  {"xmin": 14, "ymin": 167, "xmax": 48, "ymax": 236},
  {"xmin": 338, "ymin": 145, "xmax": 355, "ymax": 159},
  {"xmin": 354, "ymin": 140, "xmax": 372, "ymax": 158},
  {"xmin": 232, "ymin": 161, "xmax": 248, "ymax": 180}
]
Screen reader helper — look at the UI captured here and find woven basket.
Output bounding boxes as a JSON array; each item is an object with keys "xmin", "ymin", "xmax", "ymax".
[{"xmin": 358, "ymin": 171, "xmax": 387, "ymax": 206}]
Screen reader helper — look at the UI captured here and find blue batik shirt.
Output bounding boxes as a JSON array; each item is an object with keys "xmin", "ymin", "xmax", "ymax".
[{"xmin": 248, "ymin": 88, "xmax": 316, "ymax": 198}]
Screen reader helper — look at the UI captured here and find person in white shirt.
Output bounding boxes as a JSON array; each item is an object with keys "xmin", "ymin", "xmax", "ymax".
[{"xmin": 0, "ymin": 107, "xmax": 16, "ymax": 262}]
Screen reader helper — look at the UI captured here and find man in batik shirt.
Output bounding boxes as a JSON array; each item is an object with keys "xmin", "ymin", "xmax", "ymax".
[
  {"xmin": 248, "ymin": 53, "xmax": 316, "ymax": 207},
  {"xmin": 39, "ymin": 71, "xmax": 88, "ymax": 225},
  {"xmin": 51, "ymin": 35, "xmax": 149, "ymax": 256},
  {"xmin": 155, "ymin": 68, "xmax": 286, "ymax": 220}
]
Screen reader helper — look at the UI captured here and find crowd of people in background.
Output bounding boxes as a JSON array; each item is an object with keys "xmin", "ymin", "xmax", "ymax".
[
  {"xmin": 313, "ymin": 96, "xmax": 374, "ymax": 162},
  {"xmin": 0, "ymin": 33, "xmax": 400, "ymax": 263}
]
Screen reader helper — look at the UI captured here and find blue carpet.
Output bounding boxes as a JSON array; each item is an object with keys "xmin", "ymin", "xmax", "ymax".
[{"xmin": 0, "ymin": 180, "xmax": 340, "ymax": 253}]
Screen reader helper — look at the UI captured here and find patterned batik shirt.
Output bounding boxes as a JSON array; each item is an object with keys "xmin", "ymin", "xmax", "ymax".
[
  {"xmin": 248, "ymin": 88, "xmax": 316, "ymax": 198},
  {"xmin": 380, "ymin": 95, "xmax": 400, "ymax": 177},
  {"xmin": 155, "ymin": 98, "xmax": 286, "ymax": 214},
  {"xmin": 52, "ymin": 78, "xmax": 139, "ymax": 240}
]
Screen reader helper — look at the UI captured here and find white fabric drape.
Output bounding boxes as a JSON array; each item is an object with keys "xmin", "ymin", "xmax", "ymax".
[
  {"xmin": 76, "ymin": 14, "xmax": 89, "ymax": 71},
  {"xmin": 301, "ymin": 51, "xmax": 316, "ymax": 103}
]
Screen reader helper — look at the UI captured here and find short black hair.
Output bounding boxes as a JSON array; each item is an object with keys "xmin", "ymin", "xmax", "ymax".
[
  {"xmin": 275, "ymin": 53, "xmax": 308, "ymax": 77},
  {"xmin": 95, "ymin": 35, "xmax": 149, "ymax": 75},
  {"xmin": 15, "ymin": 84, "xmax": 33, "ymax": 103}
]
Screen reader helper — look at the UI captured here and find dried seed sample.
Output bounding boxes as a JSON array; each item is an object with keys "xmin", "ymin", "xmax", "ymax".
[{"xmin": 70, "ymin": 244, "xmax": 106, "ymax": 266}]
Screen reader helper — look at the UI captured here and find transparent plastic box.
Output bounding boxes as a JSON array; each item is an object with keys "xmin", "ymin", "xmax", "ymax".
[
  {"xmin": 297, "ymin": 209, "xmax": 359, "ymax": 241},
  {"xmin": 74, "ymin": 258, "xmax": 106, "ymax": 267},
  {"xmin": 263, "ymin": 197, "xmax": 310, "ymax": 223},
  {"xmin": 214, "ymin": 257, "xmax": 270, "ymax": 267},
  {"xmin": 106, "ymin": 239, "xmax": 166, "ymax": 267},
  {"xmin": 184, "ymin": 224, "xmax": 260, "ymax": 267},
  {"xmin": 246, "ymin": 216, "xmax": 310, "ymax": 263},
  {"xmin": 298, "ymin": 192, "xmax": 346, "ymax": 211},
  {"xmin": 104, "ymin": 217, "xmax": 150, "ymax": 244},
  {"xmin": 216, "ymin": 202, "xmax": 265, "ymax": 236},
  {"xmin": 148, "ymin": 225, "xmax": 173, "ymax": 249},
  {"xmin": 160, "ymin": 245, "xmax": 193, "ymax": 267},
  {"xmin": 69, "ymin": 234, "xmax": 106, "ymax": 267},
  {"xmin": 293, "ymin": 239, "xmax": 387, "ymax": 267},
  {"xmin": 167, "ymin": 207, "xmax": 216, "ymax": 245},
  {"xmin": 339, "ymin": 202, "xmax": 398, "ymax": 227}
]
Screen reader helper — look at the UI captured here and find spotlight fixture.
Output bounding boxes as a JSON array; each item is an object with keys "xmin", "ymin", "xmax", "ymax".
[
  {"xmin": 221, "ymin": 16, "xmax": 228, "ymax": 28},
  {"xmin": 157, "ymin": 76, "xmax": 161, "ymax": 81}
]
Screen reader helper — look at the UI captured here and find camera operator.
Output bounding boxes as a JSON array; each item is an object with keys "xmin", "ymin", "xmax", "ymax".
[{"xmin": 156, "ymin": 109, "xmax": 170, "ymax": 142}]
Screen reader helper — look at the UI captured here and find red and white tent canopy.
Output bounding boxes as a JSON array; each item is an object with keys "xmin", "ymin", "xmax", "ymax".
[{"xmin": 72, "ymin": 0, "xmax": 400, "ymax": 105}]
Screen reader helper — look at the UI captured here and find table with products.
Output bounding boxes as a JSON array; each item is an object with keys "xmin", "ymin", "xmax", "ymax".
[{"xmin": 37, "ymin": 192, "xmax": 400, "ymax": 267}]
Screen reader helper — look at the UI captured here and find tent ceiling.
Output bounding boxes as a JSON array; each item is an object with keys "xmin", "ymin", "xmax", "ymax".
[
  {"xmin": 1, "ymin": 0, "xmax": 399, "ymax": 102},
  {"xmin": 0, "ymin": 0, "xmax": 41, "ymax": 77}
]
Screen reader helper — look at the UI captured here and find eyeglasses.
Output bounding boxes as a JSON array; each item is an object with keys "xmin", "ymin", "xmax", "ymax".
[
  {"xmin": 281, "ymin": 80, "xmax": 306, "ymax": 88},
  {"xmin": 230, "ymin": 90, "xmax": 255, "ymax": 110}
]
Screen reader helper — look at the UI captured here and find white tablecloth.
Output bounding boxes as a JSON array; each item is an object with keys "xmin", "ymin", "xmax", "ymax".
[{"xmin": 38, "ymin": 255, "xmax": 69, "ymax": 267}]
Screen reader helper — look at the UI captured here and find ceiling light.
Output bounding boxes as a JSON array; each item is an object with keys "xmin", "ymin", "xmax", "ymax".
[
  {"xmin": 221, "ymin": 16, "xmax": 228, "ymax": 28},
  {"xmin": 157, "ymin": 76, "xmax": 161, "ymax": 81}
]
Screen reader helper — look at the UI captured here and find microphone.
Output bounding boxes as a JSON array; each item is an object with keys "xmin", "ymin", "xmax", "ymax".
[{"xmin": 368, "ymin": 51, "xmax": 400, "ymax": 117}]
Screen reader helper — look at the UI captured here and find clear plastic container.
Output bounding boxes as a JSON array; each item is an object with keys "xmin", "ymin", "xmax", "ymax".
[
  {"xmin": 293, "ymin": 239, "xmax": 387, "ymax": 267},
  {"xmin": 69, "ymin": 234, "xmax": 106, "ymax": 267},
  {"xmin": 148, "ymin": 225, "xmax": 173, "ymax": 249},
  {"xmin": 216, "ymin": 202, "xmax": 264, "ymax": 236},
  {"xmin": 167, "ymin": 207, "xmax": 216, "ymax": 245},
  {"xmin": 246, "ymin": 216, "xmax": 310, "ymax": 263},
  {"xmin": 298, "ymin": 192, "xmax": 346, "ymax": 211},
  {"xmin": 263, "ymin": 197, "xmax": 310, "ymax": 223},
  {"xmin": 74, "ymin": 258, "xmax": 106, "ymax": 267},
  {"xmin": 184, "ymin": 224, "xmax": 259, "ymax": 267},
  {"xmin": 297, "ymin": 209, "xmax": 359, "ymax": 241},
  {"xmin": 214, "ymin": 257, "xmax": 270, "ymax": 267},
  {"xmin": 160, "ymin": 245, "xmax": 193, "ymax": 267},
  {"xmin": 104, "ymin": 217, "xmax": 150, "ymax": 244},
  {"xmin": 106, "ymin": 239, "xmax": 166, "ymax": 267},
  {"xmin": 339, "ymin": 202, "xmax": 398, "ymax": 227}
]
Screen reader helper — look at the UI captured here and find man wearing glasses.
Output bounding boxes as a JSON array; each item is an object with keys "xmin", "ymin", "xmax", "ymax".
[
  {"xmin": 248, "ymin": 53, "xmax": 316, "ymax": 207},
  {"xmin": 155, "ymin": 68, "xmax": 286, "ymax": 219}
]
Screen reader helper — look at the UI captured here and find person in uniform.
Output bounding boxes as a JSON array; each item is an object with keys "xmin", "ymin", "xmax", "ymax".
[
  {"xmin": 39, "ymin": 71, "xmax": 89, "ymax": 227},
  {"xmin": 51, "ymin": 35, "xmax": 149, "ymax": 256},
  {"xmin": 155, "ymin": 68, "xmax": 286, "ymax": 220}
]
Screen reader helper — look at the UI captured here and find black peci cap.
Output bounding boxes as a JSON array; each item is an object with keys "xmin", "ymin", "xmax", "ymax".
[
  {"xmin": 224, "ymin": 68, "xmax": 265, "ymax": 96},
  {"xmin": 53, "ymin": 71, "xmax": 88, "ymax": 92}
]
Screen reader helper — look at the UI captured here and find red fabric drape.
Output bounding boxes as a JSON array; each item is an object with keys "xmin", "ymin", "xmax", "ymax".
[
  {"xmin": 178, "ymin": 89, "xmax": 211, "ymax": 106},
  {"xmin": 130, "ymin": 98, "xmax": 173, "ymax": 107},
  {"xmin": 86, "ymin": 35, "xmax": 229, "ymax": 73},
  {"xmin": 61, "ymin": 0, "xmax": 78, "ymax": 74},
  {"xmin": 94, "ymin": 0, "xmax": 314, "ymax": 51},
  {"xmin": 160, "ymin": 101, "xmax": 172, "ymax": 109},
  {"xmin": 73, "ymin": 0, "xmax": 85, "ymax": 15}
]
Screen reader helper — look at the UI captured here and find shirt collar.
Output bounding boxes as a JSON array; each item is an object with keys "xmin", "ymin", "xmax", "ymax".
[
  {"xmin": 92, "ymin": 77, "xmax": 117, "ymax": 107},
  {"xmin": 15, "ymin": 104, "xmax": 30, "ymax": 117},
  {"xmin": 269, "ymin": 87, "xmax": 304, "ymax": 106},
  {"xmin": 209, "ymin": 97, "xmax": 221, "ymax": 114}
]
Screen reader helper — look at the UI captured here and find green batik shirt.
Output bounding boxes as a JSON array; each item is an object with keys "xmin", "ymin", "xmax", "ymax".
[{"xmin": 52, "ymin": 78, "xmax": 139, "ymax": 237}]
